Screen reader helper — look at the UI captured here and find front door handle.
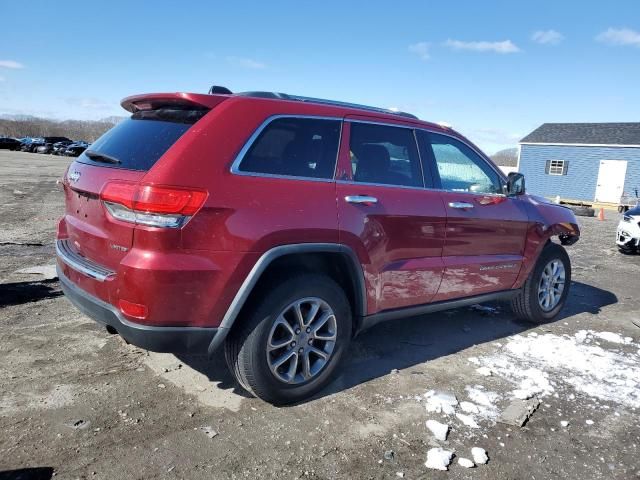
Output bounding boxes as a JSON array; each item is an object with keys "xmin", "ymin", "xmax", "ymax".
[
  {"xmin": 345, "ymin": 195, "xmax": 378, "ymax": 205},
  {"xmin": 448, "ymin": 201, "xmax": 474, "ymax": 209}
]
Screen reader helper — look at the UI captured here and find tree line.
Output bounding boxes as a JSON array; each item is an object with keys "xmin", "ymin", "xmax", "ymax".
[{"xmin": 0, "ymin": 116, "xmax": 123, "ymax": 142}]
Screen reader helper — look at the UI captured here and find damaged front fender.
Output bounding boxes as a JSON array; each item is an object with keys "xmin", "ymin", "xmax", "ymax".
[{"xmin": 514, "ymin": 197, "xmax": 580, "ymax": 288}]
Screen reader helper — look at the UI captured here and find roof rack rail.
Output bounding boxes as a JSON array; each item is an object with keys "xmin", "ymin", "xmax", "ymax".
[{"xmin": 233, "ymin": 91, "xmax": 418, "ymax": 119}]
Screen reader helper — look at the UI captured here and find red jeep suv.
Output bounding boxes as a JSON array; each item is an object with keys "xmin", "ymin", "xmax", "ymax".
[{"xmin": 56, "ymin": 88, "xmax": 580, "ymax": 404}]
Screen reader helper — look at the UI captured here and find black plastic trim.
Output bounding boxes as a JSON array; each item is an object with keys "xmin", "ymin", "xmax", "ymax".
[
  {"xmin": 58, "ymin": 266, "xmax": 217, "ymax": 354},
  {"xmin": 355, "ymin": 289, "xmax": 518, "ymax": 335},
  {"xmin": 207, "ymin": 243, "xmax": 366, "ymax": 355}
]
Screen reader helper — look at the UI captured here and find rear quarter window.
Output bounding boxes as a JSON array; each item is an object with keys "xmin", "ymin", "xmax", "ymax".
[
  {"xmin": 77, "ymin": 108, "xmax": 207, "ymax": 171},
  {"xmin": 237, "ymin": 117, "xmax": 341, "ymax": 179}
]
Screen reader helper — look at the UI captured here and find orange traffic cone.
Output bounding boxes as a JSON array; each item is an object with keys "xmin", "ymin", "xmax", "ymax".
[{"xmin": 597, "ymin": 208, "xmax": 605, "ymax": 221}]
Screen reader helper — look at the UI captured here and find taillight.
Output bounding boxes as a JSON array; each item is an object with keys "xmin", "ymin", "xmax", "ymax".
[{"xmin": 101, "ymin": 181, "xmax": 208, "ymax": 228}]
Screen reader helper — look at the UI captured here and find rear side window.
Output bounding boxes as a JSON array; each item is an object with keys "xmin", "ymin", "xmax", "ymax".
[
  {"xmin": 349, "ymin": 122, "xmax": 423, "ymax": 188},
  {"xmin": 237, "ymin": 117, "xmax": 341, "ymax": 179},
  {"xmin": 77, "ymin": 108, "xmax": 207, "ymax": 171}
]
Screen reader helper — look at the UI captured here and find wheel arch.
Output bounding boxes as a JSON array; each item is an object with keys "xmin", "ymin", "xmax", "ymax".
[
  {"xmin": 207, "ymin": 243, "xmax": 366, "ymax": 355},
  {"xmin": 514, "ymin": 220, "xmax": 577, "ymax": 289}
]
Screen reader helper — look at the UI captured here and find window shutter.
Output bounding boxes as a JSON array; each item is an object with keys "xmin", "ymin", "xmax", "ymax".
[
  {"xmin": 562, "ymin": 161, "xmax": 569, "ymax": 175},
  {"xmin": 545, "ymin": 160, "xmax": 551, "ymax": 174}
]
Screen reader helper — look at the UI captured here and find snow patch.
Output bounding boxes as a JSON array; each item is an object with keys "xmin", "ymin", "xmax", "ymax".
[
  {"xmin": 465, "ymin": 386, "xmax": 500, "ymax": 419},
  {"xmin": 458, "ymin": 457, "xmax": 475, "ymax": 468},
  {"xmin": 511, "ymin": 368, "xmax": 553, "ymax": 399},
  {"xmin": 471, "ymin": 447, "xmax": 489, "ymax": 465},
  {"xmin": 456, "ymin": 413, "xmax": 480, "ymax": 428},
  {"xmin": 426, "ymin": 420, "xmax": 449, "ymax": 441},
  {"xmin": 590, "ymin": 331, "xmax": 633, "ymax": 345},
  {"xmin": 425, "ymin": 447, "xmax": 454, "ymax": 470},
  {"xmin": 459, "ymin": 401, "xmax": 480, "ymax": 414},
  {"xmin": 477, "ymin": 331, "xmax": 640, "ymax": 408},
  {"xmin": 424, "ymin": 390, "xmax": 458, "ymax": 415}
]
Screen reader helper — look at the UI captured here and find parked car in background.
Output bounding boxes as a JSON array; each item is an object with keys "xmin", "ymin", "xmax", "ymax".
[
  {"xmin": 52, "ymin": 140, "xmax": 74, "ymax": 155},
  {"xmin": 35, "ymin": 145, "xmax": 50, "ymax": 154},
  {"xmin": 0, "ymin": 137, "xmax": 21, "ymax": 150},
  {"xmin": 618, "ymin": 189, "xmax": 639, "ymax": 213},
  {"xmin": 22, "ymin": 137, "xmax": 71, "ymax": 153},
  {"xmin": 20, "ymin": 137, "xmax": 44, "ymax": 152},
  {"xmin": 616, "ymin": 205, "xmax": 640, "ymax": 254},
  {"xmin": 56, "ymin": 88, "xmax": 581, "ymax": 404},
  {"xmin": 31, "ymin": 136, "xmax": 73, "ymax": 154},
  {"xmin": 63, "ymin": 141, "xmax": 89, "ymax": 157}
]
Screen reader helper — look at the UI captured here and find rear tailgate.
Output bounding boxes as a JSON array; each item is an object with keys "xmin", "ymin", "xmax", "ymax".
[
  {"xmin": 60, "ymin": 101, "xmax": 216, "ymax": 272},
  {"xmin": 63, "ymin": 164, "xmax": 144, "ymax": 271}
]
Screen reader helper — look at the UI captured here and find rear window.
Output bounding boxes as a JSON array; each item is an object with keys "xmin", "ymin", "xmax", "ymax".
[
  {"xmin": 77, "ymin": 108, "xmax": 207, "ymax": 171},
  {"xmin": 237, "ymin": 117, "xmax": 341, "ymax": 179}
]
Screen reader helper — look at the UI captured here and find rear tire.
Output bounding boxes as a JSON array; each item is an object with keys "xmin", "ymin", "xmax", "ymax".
[
  {"xmin": 225, "ymin": 274, "xmax": 352, "ymax": 405},
  {"xmin": 511, "ymin": 242, "xmax": 571, "ymax": 324},
  {"xmin": 570, "ymin": 205, "xmax": 595, "ymax": 217}
]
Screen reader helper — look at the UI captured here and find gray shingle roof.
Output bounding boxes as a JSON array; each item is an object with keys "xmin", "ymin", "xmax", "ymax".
[{"xmin": 520, "ymin": 123, "xmax": 640, "ymax": 145}]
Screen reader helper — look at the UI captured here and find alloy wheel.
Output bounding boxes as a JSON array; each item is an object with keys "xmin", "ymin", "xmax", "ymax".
[
  {"xmin": 266, "ymin": 297, "xmax": 337, "ymax": 384},
  {"xmin": 537, "ymin": 259, "xmax": 565, "ymax": 311}
]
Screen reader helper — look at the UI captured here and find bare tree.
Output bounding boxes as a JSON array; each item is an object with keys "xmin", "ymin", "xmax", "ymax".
[{"xmin": 0, "ymin": 116, "xmax": 124, "ymax": 141}]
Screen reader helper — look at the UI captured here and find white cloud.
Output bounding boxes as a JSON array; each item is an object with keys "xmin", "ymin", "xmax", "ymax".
[
  {"xmin": 408, "ymin": 42, "xmax": 430, "ymax": 61},
  {"xmin": 0, "ymin": 60, "xmax": 24, "ymax": 69},
  {"xmin": 444, "ymin": 39, "xmax": 520, "ymax": 53},
  {"xmin": 531, "ymin": 30, "xmax": 564, "ymax": 45},
  {"xmin": 226, "ymin": 56, "xmax": 266, "ymax": 69},
  {"xmin": 596, "ymin": 27, "xmax": 640, "ymax": 47}
]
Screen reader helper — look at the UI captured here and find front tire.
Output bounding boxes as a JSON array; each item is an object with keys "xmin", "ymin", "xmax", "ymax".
[
  {"xmin": 225, "ymin": 274, "xmax": 352, "ymax": 405},
  {"xmin": 511, "ymin": 242, "xmax": 571, "ymax": 323}
]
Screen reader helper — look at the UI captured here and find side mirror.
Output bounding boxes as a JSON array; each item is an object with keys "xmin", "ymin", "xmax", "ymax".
[{"xmin": 507, "ymin": 172, "xmax": 525, "ymax": 196}]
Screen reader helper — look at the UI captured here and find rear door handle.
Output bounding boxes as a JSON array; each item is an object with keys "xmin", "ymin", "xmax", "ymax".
[
  {"xmin": 345, "ymin": 195, "xmax": 378, "ymax": 205},
  {"xmin": 448, "ymin": 201, "xmax": 474, "ymax": 209}
]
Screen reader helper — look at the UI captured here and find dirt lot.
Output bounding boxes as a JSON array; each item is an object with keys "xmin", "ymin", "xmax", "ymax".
[{"xmin": 1, "ymin": 150, "xmax": 639, "ymax": 480}]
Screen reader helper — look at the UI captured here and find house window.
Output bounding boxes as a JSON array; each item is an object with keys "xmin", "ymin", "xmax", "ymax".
[{"xmin": 546, "ymin": 159, "xmax": 568, "ymax": 176}]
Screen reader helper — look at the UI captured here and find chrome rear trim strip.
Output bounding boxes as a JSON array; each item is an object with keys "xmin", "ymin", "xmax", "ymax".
[{"xmin": 55, "ymin": 239, "xmax": 115, "ymax": 282}]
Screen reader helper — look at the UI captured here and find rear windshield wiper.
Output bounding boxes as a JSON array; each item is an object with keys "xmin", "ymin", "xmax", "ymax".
[{"xmin": 85, "ymin": 150, "xmax": 121, "ymax": 165}]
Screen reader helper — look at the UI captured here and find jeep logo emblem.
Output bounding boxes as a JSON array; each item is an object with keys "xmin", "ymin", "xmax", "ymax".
[{"xmin": 68, "ymin": 170, "xmax": 81, "ymax": 183}]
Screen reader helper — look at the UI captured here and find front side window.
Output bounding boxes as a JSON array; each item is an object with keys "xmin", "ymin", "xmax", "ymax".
[
  {"xmin": 427, "ymin": 133, "xmax": 502, "ymax": 194},
  {"xmin": 238, "ymin": 117, "xmax": 341, "ymax": 179},
  {"xmin": 349, "ymin": 122, "xmax": 423, "ymax": 188}
]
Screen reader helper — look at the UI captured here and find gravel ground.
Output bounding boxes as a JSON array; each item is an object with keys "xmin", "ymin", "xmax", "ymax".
[{"xmin": 1, "ymin": 150, "xmax": 639, "ymax": 480}]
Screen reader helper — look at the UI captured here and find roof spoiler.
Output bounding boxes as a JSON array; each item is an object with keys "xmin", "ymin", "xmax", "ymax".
[{"xmin": 120, "ymin": 92, "xmax": 228, "ymax": 113}]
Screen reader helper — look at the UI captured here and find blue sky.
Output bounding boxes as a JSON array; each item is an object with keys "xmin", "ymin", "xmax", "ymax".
[{"xmin": 1, "ymin": 0, "xmax": 640, "ymax": 154}]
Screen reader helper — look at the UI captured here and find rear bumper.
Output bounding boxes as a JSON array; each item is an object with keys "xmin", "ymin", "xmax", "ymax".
[{"xmin": 58, "ymin": 266, "xmax": 218, "ymax": 354}]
